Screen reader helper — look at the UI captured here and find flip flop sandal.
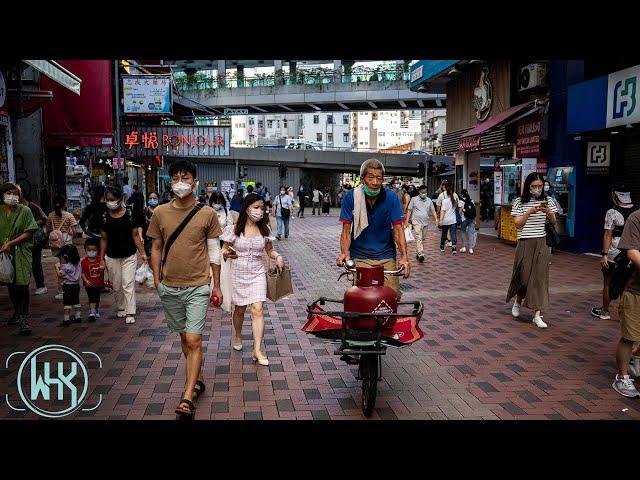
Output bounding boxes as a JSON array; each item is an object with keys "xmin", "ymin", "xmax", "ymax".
[
  {"xmin": 193, "ymin": 380, "xmax": 206, "ymax": 400},
  {"xmin": 174, "ymin": 398, "xmax": 195, "ymax": 420}
]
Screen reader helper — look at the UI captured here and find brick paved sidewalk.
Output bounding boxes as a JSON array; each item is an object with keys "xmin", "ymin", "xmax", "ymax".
[{"xmin": 1, "ymin": 213, "xmax": 638, "ymax": 420}]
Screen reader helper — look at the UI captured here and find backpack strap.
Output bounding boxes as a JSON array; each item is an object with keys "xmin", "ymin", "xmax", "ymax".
[{"xmin": 160, "ymin": 202, "xmax": 204, "ymax": 280}]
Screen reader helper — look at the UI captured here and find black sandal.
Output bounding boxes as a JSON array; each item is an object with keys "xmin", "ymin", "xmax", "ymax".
[
  {"xmin": 174, "ymin": 398, "xmax": 195, "ymax": 420},
  {"xmin": 193, "ymin": 380, "xmax": 206, "ymax": 399},
  {"xmin": 340, "ymin": 355, "xmax": 360, "ymax": 365}
]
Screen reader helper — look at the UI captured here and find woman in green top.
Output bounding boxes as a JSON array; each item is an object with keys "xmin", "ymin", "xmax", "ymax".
[{"xmin": 0, "ymin": 182, "xmax": 38, "ymax": 335}]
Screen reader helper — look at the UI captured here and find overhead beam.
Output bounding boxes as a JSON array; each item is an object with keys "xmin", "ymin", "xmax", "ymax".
[
  {"xmin": 251, "ymin": 105, "xmax": 268, "ymax": 113},
  {"xmin": 436, "ymin": 99, "xmax": 443, "ymax": 107},
  {"xmin": 278, "ymin": 104, "xmax": 294, "ymax": 112},
  {"xmin": 398, "ymin": 100, "xmax": 407, "ymax": 108},
  {"xmin": 308, "ymin": 104, "xmax": 321, "ymax": 111},
  {"xmin": 338, "ymin": 103, "xmax": 349, "ymax": 110},
  {"xmin": 368, "ymin": 102, "xmax": 377, "ymax": 109},
  {"xmin": 417, "ymin": 99, "xmax": 425, "ymax": 108}
]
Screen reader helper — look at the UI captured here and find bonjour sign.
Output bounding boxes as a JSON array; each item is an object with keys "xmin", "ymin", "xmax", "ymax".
[
  {"xmin": 458, "ymin": 135, "xmax": 481, "ymax": 152},
  {"xmin": 123, "ymin": 125, "xmax": 231, "ymax": 157}
]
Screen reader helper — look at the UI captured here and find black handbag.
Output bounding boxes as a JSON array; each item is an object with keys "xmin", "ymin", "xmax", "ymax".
[
  {"xmin": 545, "ymin": 221, "xmax": 561, "ymax": 248},
  {"xmin": 609, "ymin": 250, "xmax": 635, "ymax": 300},
  {"xmin": 279, "ymin": 195, "xmax": 291, "ymax": 219}
]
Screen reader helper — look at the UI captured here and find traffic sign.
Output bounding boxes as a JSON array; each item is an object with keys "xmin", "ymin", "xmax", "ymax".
[{"xmin": 224, "ymin": 108, "xmax": 249, "ymax": 116}]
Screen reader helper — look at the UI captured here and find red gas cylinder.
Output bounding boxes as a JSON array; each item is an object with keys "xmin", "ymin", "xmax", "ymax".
[{"xmin": 343, "ymin": 265, "xmax": 398, "ymax": 330}]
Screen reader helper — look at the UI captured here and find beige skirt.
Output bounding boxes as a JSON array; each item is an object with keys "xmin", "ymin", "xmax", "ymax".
[{"xmin": 506, "ymin": 236, "xmax": 550, "ymax": 311}]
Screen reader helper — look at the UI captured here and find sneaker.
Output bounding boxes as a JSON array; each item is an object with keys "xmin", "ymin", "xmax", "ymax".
[
  {"xmin": 71, "ymin": 316, "xmax": 82, "ymax": 324},
  {"xmin": 95, "ymin": 312, "xmax": 101, "ymax": 319},
  {"xmin": 88, "ymin": 314, "xmax": 96, "ymax": 323},
  {"xmin": 116, "ymin": 311, "xmax": 126, "ymax": 318},
  {"xmin": 445, "ymin": 241, "xmax": 452, "ymax": 247},
  {"xmin": 276, "ymin": 235, "xmax": 282, "ymax": 240},
  {"xmin": 629, "ymin": 358, "xmax": 640, "ymax": 378},
  {"xmin": 591, "ymin": 307, "xmax": 611, "ymax": 320},
  {"xmin": 511, "ymin": 301, "xmax": 521, "ymax": 318},
  {"xmin": 125, "ymin": 316, "xmax": 136, "ymax": 324},
  {"xmin": 55, "ymin": 293, "xmax": 63, "ymax": 300},
  {"xmin": 440, "ymin": 246, "xmax": 445, "ymax": 252},
  {"xmin": 459, "ymin": 247, "xmax": 467, "ymax": 253},
  {"xmin": 418, "ymin": 254, "xmax": 425, "ymax": 263},
  {"xmin": 469, "ymin": 249, "xmax": 474, "ymax": 255},
  {"xmin": 35, "ymin": 287, "xmax": 48, "ymax": 295},
  {"xmin": 62, "ymin": 319, "xmax": 71, "ymax": 327},
  {"xmin": 452, "ymin": 248, "xmax": 457, "ymax": 255},
  {"xmin": 612, "ymin": 375, "xmax": 640, "ymax": 398},
  {"xmin": 532, "ymin": 315, "xmax": 548, "ymax": 329},
  {"xmin": 18, "ymin": 316, "xmax": 31, "ymax": 336}
]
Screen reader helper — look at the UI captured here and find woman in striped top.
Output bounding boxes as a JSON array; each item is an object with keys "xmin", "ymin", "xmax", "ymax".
[{"xmin": 506, "ymin": 172, "xmax": 558, "ymax": 329}]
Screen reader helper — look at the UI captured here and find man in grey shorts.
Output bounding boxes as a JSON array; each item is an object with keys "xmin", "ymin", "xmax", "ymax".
[{"xmin": 148, "ymin": 160, "xmax": 223, "ymax": 419}]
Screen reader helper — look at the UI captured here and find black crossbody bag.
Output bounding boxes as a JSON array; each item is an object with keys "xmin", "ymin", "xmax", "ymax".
[
  {"xmin": 279, "ymin": 195, "xmax": 290, "ymax": 219},
  {"xmin": 160, "ymin": 202, "xmax": 204, "ymax": 281}
]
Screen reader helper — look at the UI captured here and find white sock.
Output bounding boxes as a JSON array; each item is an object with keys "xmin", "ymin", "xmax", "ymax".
[
  {"xmin": 90, "ymin": 308, "xmax": 96, "ymax": 316},
  {"xmin": 64, "ymin": 313, "xmax": 70, "ymax": 321}
]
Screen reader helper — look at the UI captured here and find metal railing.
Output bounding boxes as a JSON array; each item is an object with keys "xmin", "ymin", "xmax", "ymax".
[{"xmin": 174, "ymin": 69, "xmax": 411, "ymax": 92}]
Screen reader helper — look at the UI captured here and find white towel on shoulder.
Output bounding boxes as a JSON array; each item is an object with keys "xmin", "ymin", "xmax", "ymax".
[{"xmin": 353, "ymin": 185, "xmax": 369, "ymax": 239}]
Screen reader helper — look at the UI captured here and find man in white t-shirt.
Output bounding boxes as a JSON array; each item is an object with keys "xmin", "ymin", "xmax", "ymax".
[
  {"xmin": 592, "ymin": 183, "xmax": 639, "ymax": 320},
  {"xmin": 312, "ymin": 188, "xmax": 321, "ymax": 215},
  {"xmin": 122, "ymin": 177, "xmax": 133, "ymax": 203},
  {"xmin": 407, "ymin": 185, "xmax": 438, "ymax": 262}
]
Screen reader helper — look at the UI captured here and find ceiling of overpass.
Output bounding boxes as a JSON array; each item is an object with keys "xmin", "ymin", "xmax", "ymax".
[{"xmin": 167, "ymin": 60, "xmax": 338, "ymax": 72}]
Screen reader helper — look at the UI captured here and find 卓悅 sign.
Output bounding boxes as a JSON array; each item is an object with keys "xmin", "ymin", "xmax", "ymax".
[
  {"xmin": 123, "ymin": 75, "xmax": 172, "ymax": 115},
  {"xmin": 224, "ymin": 108, "xmax": 249, "ymax": 116},
  {"xmin": 458, "ymin": 136, "xmax": 481, "ymax": 152},
  {"xmin": 586, "ymin": 142, "xmax": 611, "ymax": 175},
  {"xmin": 0, "ymin": 71, "xmax": 8, "ymax": 127},
  {"xmin": 516, "ymin": 114, "xmax": 542, "ymax": 157},
  {"xmin": 123, "ymin": 125, "xmax": 230, "ymax": 158},
  {"xmin": 607, "ymin": 64, "xmax": 640, "ymax": 128}
]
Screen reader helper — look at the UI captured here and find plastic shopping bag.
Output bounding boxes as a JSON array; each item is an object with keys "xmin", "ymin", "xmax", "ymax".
[
  {"xmin": 404, "ymin": 226, "xmax": 415, "ymax": 242},
  {"xmin": 0, "ymin": 253, "xmax": 15, "ymax": 284},
  {"xmin": 135, "ymin": 264, "xmax": 149, "ymax": 284}
]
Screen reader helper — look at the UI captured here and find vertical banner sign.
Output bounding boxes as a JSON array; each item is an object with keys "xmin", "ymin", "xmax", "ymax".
[
  {"xmin": 516, "ymin": 114, "xmax": 542, "ymax": 157},
  {"xmin": 586, "ymin": 142, "xmax": 611, "ymax": 175},
  {"xmin": 494, "ymin": 170, "xmax": 503, "ymax": 205},
  {"xmin": 0, "ymin": 71, "xmax": 8, "ymax": 126}
]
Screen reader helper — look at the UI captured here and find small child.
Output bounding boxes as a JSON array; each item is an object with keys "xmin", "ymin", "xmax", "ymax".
[
  {"xmin": 81, "ymin": 237, "xmax": 105, "ymax": 322},
  {"xmin": 56, "ymin": 244, "xmax": 82, "ymax": 326}
]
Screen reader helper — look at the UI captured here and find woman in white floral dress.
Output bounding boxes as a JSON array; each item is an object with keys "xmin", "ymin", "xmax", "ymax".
[{"xmin": 221, "ymin": 193, "xmax": 285, "ymax": 366}]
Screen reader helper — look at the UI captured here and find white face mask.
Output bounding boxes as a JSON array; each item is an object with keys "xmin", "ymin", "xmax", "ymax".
[
  {"xmin": 530, "ymin": 187, "xmax": 543, "ymax": 197},
  {"xmin": 249, "ymin": 208, "xmax": 264, "ymax": 222},
  {"xmin": 172, "ymin": 181, "xmax": 193, "ymax": 199},
  {"xmin": 87, "ymin": 251, "xmax": 98, "ymax": 259},
  {"xmin": 3, "ymin": 194, "xmax": 19, "ymax": 206},
  {"xmin": 543, "ymin": 185, "xmax": 550, "ymax": 193},
  {"xmin": 106, "ymin": 200, "xmax": 121, "ymax": 210}
]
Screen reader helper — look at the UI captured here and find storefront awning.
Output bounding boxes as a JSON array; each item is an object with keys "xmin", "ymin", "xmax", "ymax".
[
  {"xmin": 461, "ymin": 101, "xmax": 537, "ymax": 138},
  {"xmin": 7, "ymin": 89, "xmax": 53, "ymax": 117},
  {"xmin": 23, "ymin": 60, "xmax": 82, "ymax": 95}
]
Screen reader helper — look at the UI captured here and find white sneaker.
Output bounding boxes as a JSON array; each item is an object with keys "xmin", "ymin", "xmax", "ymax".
[
  {"xmin": 532, "ymin": 315, "xmax": 548, "ymax": 329},
  {"xmin": 629, "ymin": 357, "xmax": 640, "ymax": 378},
  {"xmin": 125, "ymin": 316, "xmax": 135, "ymax": 324},
  {"xmin": 469, "ymin": 249, "xmax": 474, "ymax": 255},
  {"xmin": 116, "ymin": 311, "xmax": 126, "ymax": 318},
  {"xmin": 54, "ymin": 293, "xmax": 63, "ymax": 300},
  {"xmin": 35, "ymin": 287, "xmax": 48, "ymax": 295},
  {"xmin": 459, "ymin": 247, "xmax": 467, "ymax": 253},
  {"xmin": 445, "ymin": 241, "xmax": 452, "ymax": 247},
  {"xmin": 511, "ymin": 301, "xmax": 521, "ymax": 318},
  {"xmin": 612, "ymin": 375, "xmax": 640, "ymax": 398}
]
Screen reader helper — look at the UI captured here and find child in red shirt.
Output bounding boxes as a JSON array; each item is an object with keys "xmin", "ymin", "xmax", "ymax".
[{"xmin": 81, "ymin": 237, "xmax": 105, "ymax": 322}]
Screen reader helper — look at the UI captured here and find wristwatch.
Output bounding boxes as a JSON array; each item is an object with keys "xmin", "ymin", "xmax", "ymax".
[{"xmin": 601, "ymin": 251, "xmax": 608, "ymax": 256}]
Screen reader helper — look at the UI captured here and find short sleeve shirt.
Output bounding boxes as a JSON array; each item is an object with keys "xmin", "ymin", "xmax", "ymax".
[
  {"xmin": 274, "ymin": 194, "xmax": 294, "ymax": 217},
  {"xmin": 81, "ymin": 256, "xmax": 105, "ymax": 288},
  {"xmin": 339, "ymin": 187, "xmax": 404, "ymax": 260},
  {"xmin": 618, "ymin": 210, "xmax": 640, "ymax": 294},
  {"xmin": 147, "ymin": 200, "xmax": 223, "ymax": 287},
  {"xmin": 511, "ymin": 196, "xmax": 559, "ymax": 240},
  {"xmin": 604, "ymin": 208, "xmax": 626, "ymax": 261},
  {"xmin": 408, "ymin": 196, "xmax": 435, "ymax": 225}
]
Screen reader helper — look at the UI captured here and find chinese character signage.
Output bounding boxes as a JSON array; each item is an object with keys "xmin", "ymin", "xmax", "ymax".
[
  {"xmin": 0, "ymin": 71, "xmax": 8, "ymax": 127},
  {"xmin": 516, "ymin": 114, "xmax": 542, "ymax": 157},
  {"xmin": 586, "ymin": 142, "xmax": 610, "ymax": 175},
  {"xmin": 123, "ymin": 125, "xmax": 231, "ymax": 158},
  {"xmin": 122, "ymin": 75, "xmax": 172, "ymax": 115}
]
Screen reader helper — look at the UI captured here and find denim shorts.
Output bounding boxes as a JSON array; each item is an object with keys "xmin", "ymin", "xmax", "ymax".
[{"xmin": 157, "ymin": 283, "xmax": 210, "ymax": 335}]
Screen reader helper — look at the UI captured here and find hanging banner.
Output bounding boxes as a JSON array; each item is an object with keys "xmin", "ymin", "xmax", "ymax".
[
  {"xmin": 122, "ymin": 75, "xmax": 172, "ymax": 114},
  {"xmin": 520, "ymin": 158, "xmax": 538, "ymax": 186},
  {"xmin": 516, "ymin": 114, "xmax": 542, "ymax": 157},
  {"xmin": 123, "ymin": 125, "xmax": 231, "ymax": 158},
  {"xmin": 494, "ymin": 171, "xmax": 503, "ymax": 205}
]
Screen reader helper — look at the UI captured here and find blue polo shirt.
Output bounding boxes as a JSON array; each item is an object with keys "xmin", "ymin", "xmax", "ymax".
[{"xmin": 339, "ymin": 187, "xmax": 404, "ymax": 260}]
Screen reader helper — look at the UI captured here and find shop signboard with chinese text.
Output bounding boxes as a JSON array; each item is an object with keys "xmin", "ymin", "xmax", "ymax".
[
  {"xmin": 123, "ymin": 125, "xmax": 230, "ymax": 158},
  {"xmin": 516, "ymin": 114, "xmax": 542, "ymax": 157},
  {"xmin": 586, "ymin": 142, "xmax": 610, "ymax": 175},
  {"xmin": 123, "ymin": 75, "xmax": 172, "ymax": 114}
]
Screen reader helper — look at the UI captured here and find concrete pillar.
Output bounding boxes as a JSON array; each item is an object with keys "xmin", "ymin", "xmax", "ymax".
[
  {"xmin": 217, "ymin": 60, "xmax": 226, "ymax": 88},
  {"xmin": 274, "ymin": 60, "xmax": 283, "ymax": 85},
  {"xmin": 290, "ymin": 61, "xmax": 297, "ymax": 83},
  {"xmin": 333, "ymin": 60, "xmax": 342, "ymax": 83},
  {"xmin": 237, "ymin": 64, "xmax": 245, "ymax": 88},
  {"xmin": 342, "ymin": 61, "xmax": 354, "ymax": 83},
  {"xmin": 396, "ymin": 60, "xmax": 404, "ymax": 80}
]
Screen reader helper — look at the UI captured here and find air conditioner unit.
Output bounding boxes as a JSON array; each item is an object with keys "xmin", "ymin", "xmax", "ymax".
[{"xmin": 518, "ymin": 63, "xmax": 547, "ymax": 92}]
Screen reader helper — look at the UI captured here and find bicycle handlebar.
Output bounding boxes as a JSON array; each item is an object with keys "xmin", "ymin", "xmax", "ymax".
[{"xmin": 342, "ymin": 261, "xmax": 405, "ymax": 276}]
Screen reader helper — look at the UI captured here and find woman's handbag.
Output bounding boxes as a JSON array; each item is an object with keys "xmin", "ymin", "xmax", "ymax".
[
  {"xmin": 545, "ymin": 221, "xmax": 561, "ymax": 248},
  {"xmin": 266, "ymin": 258, "xmax": 293, "ymax": 302}
]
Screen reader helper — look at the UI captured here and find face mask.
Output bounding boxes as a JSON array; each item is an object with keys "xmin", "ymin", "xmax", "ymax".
[
  {"xmin": 419, "ymin": 193, "xmax": 427, "ymax": 199},
  {"xmin": 249, "ymin": 208, "xmax": 264, "ymax": 222},
  {"xmin": 395, "ymin": 184, "xmax": 401, "ymax": 190},
  {"xmin": 362, "ymin": 184, "xmax": 380, "ymax": 197},
  {"xmin": 87, "ymin": 251, "xmax": 98, "ymax": 259},
  {"xmin": 212, "ymin": 204, "xmax": 223, "ymax": 211},
  {"xmin": 106, "ymin": 200, "xmax": 120, "ymax": 210},
  {"xmin": 148, "ymin": 198, "xmax": 158, "ymax": 207},
  {"xmin": 280, "ymin": 190, "xmax": 286, "ymax": 195},
  {"xmin": 543, "ymin": 185, "xmax": 550, "ymax": 193},
  {"xmin": 3, "ymin": 194, "xmax": 19, "ymax": 206},
  {"xmin": 172, "ymin": 181, "xmax": 193, "ymax": 199},
  {"xmin": 530, "ymin": 187, "xmax": 543, "ymax": 197}
]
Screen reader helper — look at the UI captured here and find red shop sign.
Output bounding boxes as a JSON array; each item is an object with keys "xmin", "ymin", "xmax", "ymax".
[
  {"xmin": 458, "ymin": 136, "xmax": 481, "ymax": 152},
  {"xmin": 516, "ymin": 114, "xmax": 542, "ymax": 157}
]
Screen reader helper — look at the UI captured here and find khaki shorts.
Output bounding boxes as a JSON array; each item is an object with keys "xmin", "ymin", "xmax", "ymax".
[
  {"xmin": 619, "ymin": 290, "xmax": 640, "ymax": 341},
  {"xmin": 354, "ymin": 258, "xmax": 402, "ymax": 300}
]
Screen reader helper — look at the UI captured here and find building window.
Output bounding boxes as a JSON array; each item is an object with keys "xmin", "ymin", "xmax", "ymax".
[
  {"xmin": 267, "ymin": 120, "xmax": 273, "ymax": 128},
  {"xmin": 248, "ymin": 118, "xmax": 255, "ymax": 125},
  {"xmin": 317, "ymin": 133, "xmax": 323, "ymax": 142},
  {"xmin": 277, "ymin": 120, "xmax": 280, "ymax": 128},
  {"xmin": 313, "ymin": 115, "xmax": 319, "ymax": 124},
  {"xmin": 258, "ymin": 120, "xmax": 264, "ymax": 128},
  {"xmin": 327, "ymin": 115, "xmax": 333, "ymax": 124},
  {"xmin": 327, "ymin": 133, "xmax": 333, "ymax": 143},
  {"xmin": 343, "ymin": 114, "xmax": 349, "ymax": 124},
  {"xmin": 343, "ymin": 133, "xmax": 349, "ymax": 142},
  {"xmin": 283, "ymin": 120, "xmax": 288, "ymax": 128}
]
